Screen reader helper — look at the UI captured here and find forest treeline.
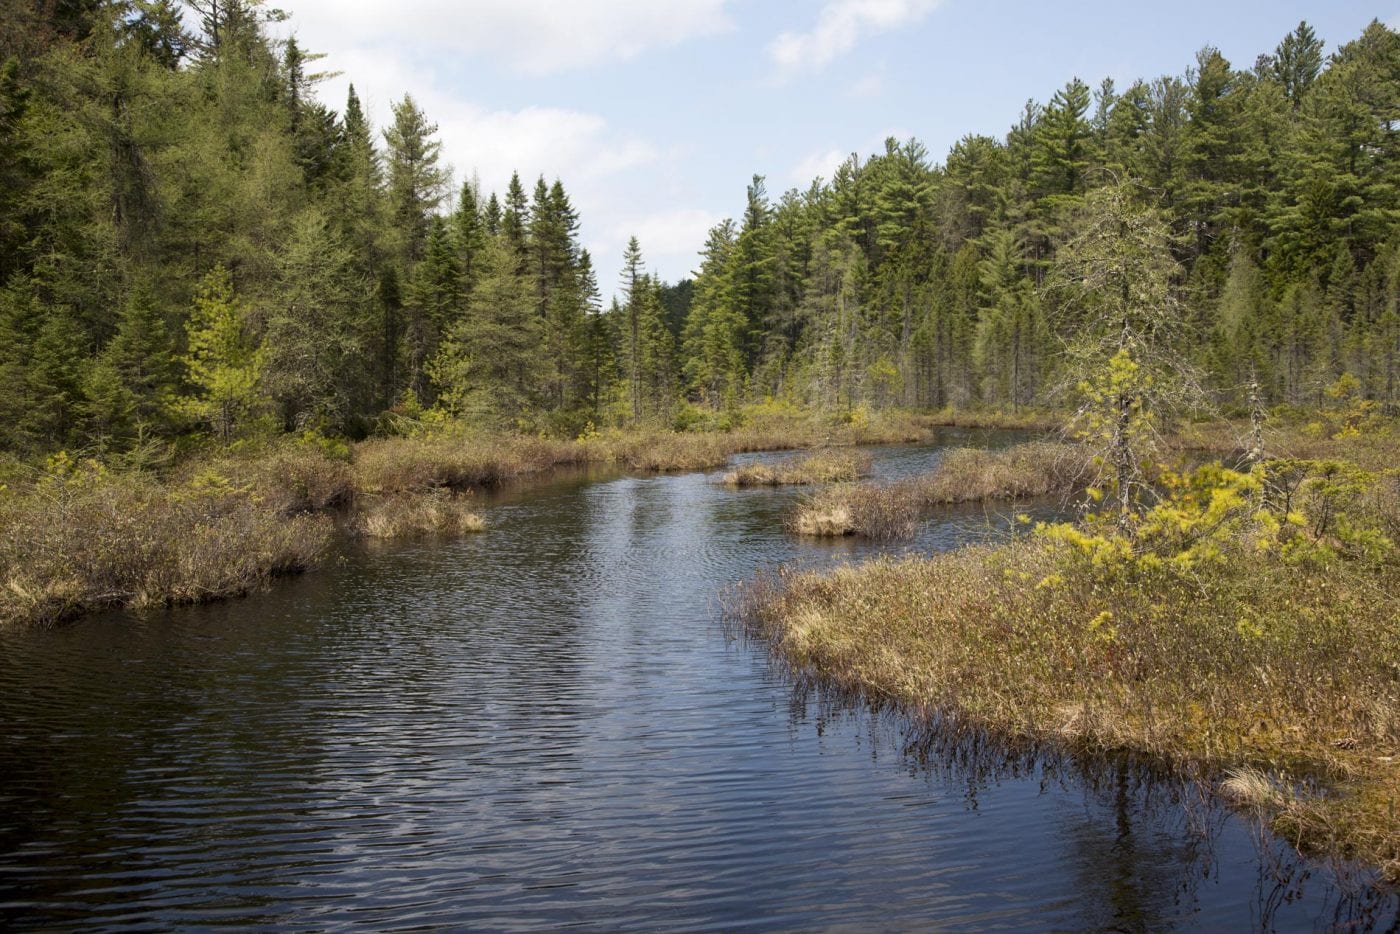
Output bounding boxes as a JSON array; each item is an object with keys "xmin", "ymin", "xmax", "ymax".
[{"xmin": 2, "ymin": 2, "xmax": 1399, "ymax": 455}]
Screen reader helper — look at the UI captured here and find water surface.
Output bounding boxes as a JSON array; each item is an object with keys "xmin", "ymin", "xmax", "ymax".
[{"xmin": 0, "ymin": 431, "xmax": 1393, "ymax": 930}]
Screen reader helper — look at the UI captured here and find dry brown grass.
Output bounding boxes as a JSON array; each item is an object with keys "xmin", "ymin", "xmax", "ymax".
[
  {"xmin": 188, "ymin": 442, "xmax": 356, "ymax": 515},
  {"xmin": 1170, "ymin": 418, "xmax": 1400, "ymax": 472},
  {"xmin": 584, "ymin": 430, "xmax": 735, "ymax": 472},
  {"xmin": 579, "ymin": 411, "xmax": 929, "ymax": 474},
  {"xmin": 721, "ymin": 450, "xmax": 873, "ymax": 487},
  {"xmin": 791, "ymin": 484, "xmax": 920, "ymax": 538},
  {"xmin": 0, "ymin": 461, "xmax": 331, "ymax": 626},
  {"xmin": 353, "ymin": 433, "xmax": 586, "ymax": 493},
  {"xmin": 745, "ymin": 457, "xmax": 1400, "ymax": 878},
  {"xmin": 792, "ymin": 441, "xmax": 1084, "ymax": 538},
  {"xmin": 352, "ymin": 491, "xmax": 486, "ymax": 539},
  {"xmin": 918, "ymin": 407, "xmax": 1065, "ymax": 431}
]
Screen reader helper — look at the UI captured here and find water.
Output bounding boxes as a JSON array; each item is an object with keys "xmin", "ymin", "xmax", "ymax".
[{"xmin": 0, "ymin": 431, "xmax": 1394, "ymax": 931}]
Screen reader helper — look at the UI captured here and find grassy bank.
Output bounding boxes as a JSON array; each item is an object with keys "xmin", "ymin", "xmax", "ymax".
[
  {"xmin": 792, "ymin": 441, "xmax": 1084, "ymax": 538},
  {"xmin": 916, "ymin": 406, "xmax": 1065, "ymax": 431},
  {"xmin": 720, "ymin": 450, "xmax": 873, "ymax": 487},
  {"xmin": 0, "ymin": 454, "xmax": 332, "ymax": 626},
  {"xmin": 0, "ymin": 408, "xmax": 947, "ymax": 627},
  {"xmin": 744, "ymin": 449, "xmax": 1400, "ymax": 878}
]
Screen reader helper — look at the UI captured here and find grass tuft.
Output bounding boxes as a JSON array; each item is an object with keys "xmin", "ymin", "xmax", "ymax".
[
  {"xmin": 792, "ymin": 441, "xmax": 1083, "ymax": 538},
  {"xmin": 0, "ymin": 461, "xmax": 331, "ymax": 626},
  {"xmin": 353, "ymin": 491, "xmax": 486, "ymax": 539},
  {"xmin": 721, "ymin": 449, "xmax": 873, "ymax": 487}
]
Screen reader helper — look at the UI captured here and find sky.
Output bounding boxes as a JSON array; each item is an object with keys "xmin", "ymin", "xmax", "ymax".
[{"xmin": 270, "ymin": 0, "xmax": 1400, "ymax": 295}]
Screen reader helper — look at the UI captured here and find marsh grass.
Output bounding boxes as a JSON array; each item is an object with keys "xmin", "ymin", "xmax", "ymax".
[
  {"xmin": 351, "ymin": 410, "xmax": 932, "ymax": 489},
  {"xmin": 0, "ymin": 460, "xmax": 330, "ymax": 626},
  {"xmin": 192, "ymin": 442, "xmax": 356, "ymax": 515},
  {"xmin": 918, "ymin": 407, "xmax": 1064, "ymax": 431},
  {"xmin": 746, "ymin": 446, "xmax": 1400, "ymax": 878},
  {"xmin": 0, "ymin": 410, "xmax": 939, "ymax": 627},
  {"xmin": 353, "ymin": 433, "xmax": 586, "ymax": 493},
  {"xmin": 353, "ymin": 491, "xmax": 486, "ymax": 539},
  {"xmin": 721, "ymin": 449, "xmax": 873, "ymax": 487},
  {"xmin": 792, "ymin": 441, "xmax": 1084, "ymax": 538}
]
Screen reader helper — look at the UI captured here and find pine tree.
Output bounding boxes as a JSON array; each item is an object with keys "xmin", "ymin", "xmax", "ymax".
[
  {"xmin": 384, "ymin": 94, "xmax": 447, "ymax": 263},
  {"xmin": 1031, "ymin": 78, "xmax": 1093, "ymax": 211},
  {"xmin": 1271, "ymin": 21, "xmax": 1325, "ymax": 109},
  {"xmin": 429, "ymin": 236, "xmax": 540, "ymax": 424},
  {"xmin": 402, "ymin": 216, "xmax": 464, "ymax": 402},
  {"xmin": 450, "ymin": 177, "xmax": 486, "ymax": 297},
  {"xmin": 501, "ymin": 171, "xmax": 529, "ymax": 272},
  {"xmin": 83, "ymin": 283, "xmax": 178, "ymax": 441},
  {"xmin": 682, "ymin": 219, "xmax": 744, "ymax": 407},
  {"xmin": 262, "ymin": 209, "xmax": 374, "ymax": 430},
  {"xmin": 620, "ymin": 236, "xmax": 647, "ymax": 422}
]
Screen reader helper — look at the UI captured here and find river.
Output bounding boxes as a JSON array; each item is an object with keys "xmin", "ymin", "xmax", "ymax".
[{"xmin": 0, "ymin": 430, "xmax": 1394, "ymax": 930}]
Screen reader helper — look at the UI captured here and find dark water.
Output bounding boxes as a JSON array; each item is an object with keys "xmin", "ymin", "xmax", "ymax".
[{"xmin": 0, "ymin": 430, "xmax": 1394, "ymax": 931}]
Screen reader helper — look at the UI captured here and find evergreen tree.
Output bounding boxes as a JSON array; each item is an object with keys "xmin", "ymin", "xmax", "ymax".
[
  {"xmin": 83, "ymin": 283, "xmax": 178, "ymax": 441},
  {"xmin": 262, "ymin": 209, "xmax": 374, "ymax": 430},
  {"xmin": 182, "ymin": 264, "xmax": 261, "ymax": 442},
  {"xmin": 429, "ymin": 236, "xmax": 539, "ymax": 424},
  {"xmin": 384, "ymin": 94, "xmax": 447, "ymax": 263},
  {"xmin": 1270, "ymin": 21, "xmax": 1325, "ymax": 109}
]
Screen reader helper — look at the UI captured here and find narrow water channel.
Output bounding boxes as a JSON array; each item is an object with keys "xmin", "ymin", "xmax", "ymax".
[{"xmin": 0, "ymin": 431, "xmax": 1394, "ymax": 930}]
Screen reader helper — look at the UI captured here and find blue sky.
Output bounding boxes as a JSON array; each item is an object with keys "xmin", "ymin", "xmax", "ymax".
[{"xmin": 274, "ymin": 1, "xmax": 1399, "ymax": 294}]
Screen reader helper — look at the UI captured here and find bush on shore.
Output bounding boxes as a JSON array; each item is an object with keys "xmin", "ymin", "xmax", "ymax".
[{"xmin": 0, "ymin": 454, "xmax": 331, "ymax": 626}]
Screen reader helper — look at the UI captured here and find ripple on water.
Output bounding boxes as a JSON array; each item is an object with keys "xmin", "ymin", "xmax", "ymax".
[{"xmin": 0, "ymin": 438, "xmax": 1395, "ymax": 931}]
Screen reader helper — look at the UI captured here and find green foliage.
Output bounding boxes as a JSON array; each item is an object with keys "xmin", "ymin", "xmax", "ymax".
[
  {"xmin": 1037, "ymin": 455, "xmax": 1396, "ymax": 589},
  {"xmin": 181, "ymin": 264, "xmax": 261, "ymax": 442},
  {"xmin": 1, "ymin": 7, "xmax": 1400, "ymax": 456}
]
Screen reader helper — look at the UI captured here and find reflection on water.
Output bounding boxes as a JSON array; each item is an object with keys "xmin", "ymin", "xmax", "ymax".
[{"xmin": 0, "ymin": 430, "xmax": 1393, "ymax": 930}]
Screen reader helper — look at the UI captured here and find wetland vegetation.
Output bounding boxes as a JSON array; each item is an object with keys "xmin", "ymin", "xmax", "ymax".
[{"xmin": 4, "ymin": 0, "xmax": 1400, "ymax": 918}]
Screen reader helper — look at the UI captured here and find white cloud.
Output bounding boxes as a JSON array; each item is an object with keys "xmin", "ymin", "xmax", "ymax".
[
  {"xmin": 599, "ymin": 208, "xmax": 724, "ymax": 279},
  {"xmin": 789, "ymin": 147, "xmax": 850, "ymax": 186},
  {"xmin": 270, "ymin": 3, "xmax": 726, "ymax": 289},
  {"xmin": 768, "ymin": 0, "xmax": 941, "ymax": 77},
  {"xmin": 280, "ymin": 0, "xmax": 734, "ymax": 76},
  {"xmin": 300, "ymin": 46, "xmax": 671, "ymax": 290},
  {"xmin": 310, "ymin": 47, "xmax": 657, "ymax": 196}
]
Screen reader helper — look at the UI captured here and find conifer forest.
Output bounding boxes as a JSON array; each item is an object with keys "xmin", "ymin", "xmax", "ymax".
[
  {"xmin": 1, "ymin": 3, "xmax": 1398, "ymax": 453},
  {"xmin": 14, "ymin": 2, "xmax": 1400, "ymax": 927}
]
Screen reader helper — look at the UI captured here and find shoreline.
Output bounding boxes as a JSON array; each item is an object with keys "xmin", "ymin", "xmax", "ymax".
[
  {"xmin": 0, "ymin": 409, "xmax": 1009, "ymax": 627},
  {"xmin": 737, "ymin": 436, "xmax": 1400, "ymax": 880}
]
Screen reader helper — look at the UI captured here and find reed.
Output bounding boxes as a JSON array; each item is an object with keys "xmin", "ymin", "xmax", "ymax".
[
  {"xmin": 721, "ymin": 449, "xmax": 873, "ymax": 487},
  {"xmin": 792, "ymin": 441, "xmax": 1083, "ymax": 538}
]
